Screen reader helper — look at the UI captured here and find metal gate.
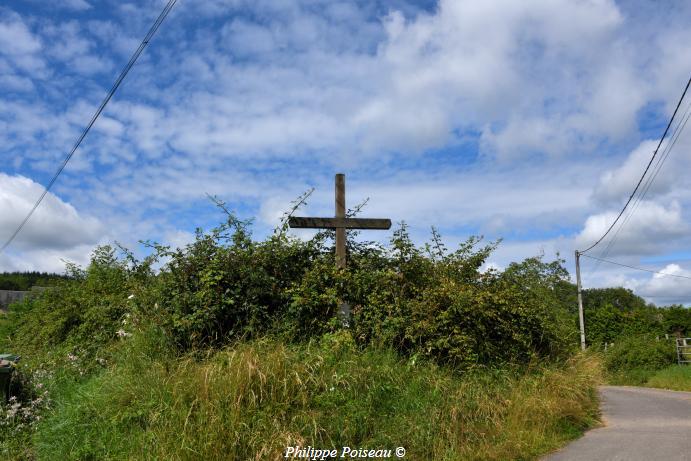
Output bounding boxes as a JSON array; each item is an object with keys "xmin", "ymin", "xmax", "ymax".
[{"xmin": 676, "ymin": 338, "xmax": 691, "ymax": 365}]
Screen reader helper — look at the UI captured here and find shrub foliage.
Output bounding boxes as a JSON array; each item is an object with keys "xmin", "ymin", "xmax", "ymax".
[{"xmin": 3, "ymin": 210, "xmax": 578, "ymax": 371}]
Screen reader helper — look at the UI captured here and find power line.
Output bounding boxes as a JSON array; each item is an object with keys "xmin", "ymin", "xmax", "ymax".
[
  {"xmin": 589, "ymin": 97, "xmax": 691, "ymax": 273},
  {"xmin": 0, "ymin": 0, "xmax": 178, "ymax": 254},
  {"xmin": 579, "ymin": 72, "xmax": 691, "ymax": 254},
  {"xmin": 581, "ymin": 254, "xmax": 691, "ymax": 280}
]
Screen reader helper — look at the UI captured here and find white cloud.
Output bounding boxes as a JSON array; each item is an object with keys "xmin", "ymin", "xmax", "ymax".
[
  {"xmin": 1, "ymin": 0, "xmax": 691, "ymax": 309},
  {"xmin": 0, "ymin": 243, "xmax": 96, "ymax": 274},
  {"xmin": 0, "ymin": 174, "xmax": 104, "ymax": 253},
  {"xmin": 76, "ymin": 0, "xmax": 650, "ymax": 165},
  {"xmin": 635, "ymin": 264, "xmax": 691, "ymax": 305},
  {"xmin": 0, "ymin": 14, "xmax": 41, "ymax": 55},
  {"xmin": 42, "ymin": 20, "xmax": 113, "ymax": 75},
  {"xmin": 57, "ymin": 0, "xmax": 92, "ymax": 11},
  {"xmin": 594, "ymin": 140, "xmax": 662, "ymax": 204},
  {"xmin": 575, "ymin": 201, "xmax": 688, "ymax": 256},
  {"xmin": 0, "ymin": 74, "xmax": 34, "ymax": 92},
  {"xmin": 162, "ymin": 229, "xmax": 195, "ymax": 250},
  {"xmin": 0, "ymin": 12, "xmax": 46, "ymax": 75}
]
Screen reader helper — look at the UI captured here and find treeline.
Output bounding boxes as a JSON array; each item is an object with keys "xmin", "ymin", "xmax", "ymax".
[
  {"xmin": 0, "ymin": 272, "xmax": 68, "ymax": 291},
  {"xmin": 562, "ymin": 286, "xmax": 691, "ymax": 345},
  {"xmin": 583, "ymin": 287, "xmax": 690, "ymax": 344}
]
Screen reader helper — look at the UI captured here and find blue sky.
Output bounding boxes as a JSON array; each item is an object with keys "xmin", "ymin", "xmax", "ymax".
[{"xmin": 1, "ymin": 0, "xmax": 691, "ymax": 305}]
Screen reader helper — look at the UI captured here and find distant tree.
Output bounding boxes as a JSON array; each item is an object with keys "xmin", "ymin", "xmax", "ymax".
[
  {"xmin": 580, "ymin": 287, "xmax": 664, "ymax": 346},
  {"xmin": 586, "ymin": 303, "xmax": 624, "ymax": 344},
  {"xmin": 661, "ymin": 305, "xmax": 691, "ymax": 336},
  {"xmin": 582, "ymin": 287, "xmax": 647, "ymax": 312},
  {"xmin": 0, "ymin": 272, "xmax": 68, "ymax": 291}
]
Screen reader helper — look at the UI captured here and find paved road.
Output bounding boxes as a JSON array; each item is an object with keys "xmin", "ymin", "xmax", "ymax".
[{"xmin": 544, "ymin": 386, "xmax": 691, "ymax": 461}]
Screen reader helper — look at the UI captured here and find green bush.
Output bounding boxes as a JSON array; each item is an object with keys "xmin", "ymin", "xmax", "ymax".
[
  {"xmin": 153, "ymin": 215, "xmax": 324, "ymax": 349},
  {"xmin": 0, "ymin": 246, "xmax": 146, "ymax": 370},
  {"xmin": 604, "ymin": 335, "xmax": 676, "ymax": 374},
  {"xmin": 288, "ymin": 228, "xmax": 576, "ymax": 368},
  {"xmin": 3, "ymin": 210, "xmax": 578, "ymax": 373},
  {"xmin": 0, "ymin": 207, "xmax": 597, "ymax": 459}
]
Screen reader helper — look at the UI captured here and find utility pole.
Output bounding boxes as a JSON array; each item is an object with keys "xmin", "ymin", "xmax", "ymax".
[{"xmin": 575, "ymin": 250, "xmax": 586, "ymax": 351}]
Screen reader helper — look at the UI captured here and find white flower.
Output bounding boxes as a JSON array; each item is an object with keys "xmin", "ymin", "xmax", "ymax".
[
  {"xmin": 127, "ymin": 294, "xmax": 135, "ymax": 300},
  {"xmin": 116, "ymin": 329, "xmax": 131, "ymax": 338}
]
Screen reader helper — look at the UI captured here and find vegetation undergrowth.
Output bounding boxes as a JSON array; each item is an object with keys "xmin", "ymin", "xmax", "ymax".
[
  {"xmin": 27, "ymin": 330, "xmax": 601, "ymax": 461},
  {"xmin": 645, "ymin": 365, "xmax": 691, "ymax": 391},
  {"xmin": 1, "ymin": 201, "xmax": 604, "ymax": 460},
  {"xmin": 603, "ymin": 335, "xmax": 678, "ymax": 385}
]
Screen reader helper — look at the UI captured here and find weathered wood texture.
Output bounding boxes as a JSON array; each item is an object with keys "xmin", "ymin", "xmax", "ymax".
[
  {"xmin": 288, "ymin": 217, "xmax": 392, "ymax": 229},
  {"xmin": 287, "ymin": 173, "xmax": 391, "ymax": 325},
  {"xmin": 335, "ymin": 174, "xmax": 346, "ymax": 269}
]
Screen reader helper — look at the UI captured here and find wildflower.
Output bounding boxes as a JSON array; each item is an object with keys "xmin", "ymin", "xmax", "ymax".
[
  {"xmin": 128, "ymin": 294, "xmax": 135, "ymax": 300},
  {"xmin": 116, "ymin": 329, "xmax": 131, "ymax": 338},
  {"xmin": 7, "ymin": 402, "xmax": 21, "ymax": 418},
  {"xmin": 67, "ymin": 353, "xmax": 78, "ymax": 362}
]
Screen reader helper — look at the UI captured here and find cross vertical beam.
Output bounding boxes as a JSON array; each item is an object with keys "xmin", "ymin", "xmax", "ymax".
[
  {"xmin": 335, "ymin": 173, "xmax": 346, "ymax": 269},
  {"xmin": 288, "ymin": 174, "xmax": 392, "ymax": 326}
]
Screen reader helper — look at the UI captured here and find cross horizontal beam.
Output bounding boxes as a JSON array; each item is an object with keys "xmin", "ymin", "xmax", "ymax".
[{"xmin": 289, "ymin": 217, "xmax": 392, "ymax": 230}]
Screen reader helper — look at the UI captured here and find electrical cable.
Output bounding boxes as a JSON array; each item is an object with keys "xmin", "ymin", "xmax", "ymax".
[
  {"xmin": 579, "ymin": 73, "xmax": 691, "ymax": 254},
  {"xmin": 589, "ymin": 99, "xmax": 691, "ymax": 273},
  {"xmin": 0, "ymin": 0, "xmax": 178, "ymax": 254},
  {"xmin": 581, "ymin": 254, "xmax": 691, "ymax": 280}
]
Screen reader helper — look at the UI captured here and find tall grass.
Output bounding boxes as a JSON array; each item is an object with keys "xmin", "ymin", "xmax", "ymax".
[
  {"xmin": 29, "ymin": 329, "xmax": 602, "ymax": 461},
  {"xmin": 645, "ymin": 365, "xmax": 691, "ymax": 392}
]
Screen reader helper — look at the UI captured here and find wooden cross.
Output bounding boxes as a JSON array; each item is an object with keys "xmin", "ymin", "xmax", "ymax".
[
  {"xmin": 289, "ymin": 173, "xmax": 392, "ymax": 269},
  {"xmin": 289, "ymin": 174, "xmax": 391, "ymax": 324}
]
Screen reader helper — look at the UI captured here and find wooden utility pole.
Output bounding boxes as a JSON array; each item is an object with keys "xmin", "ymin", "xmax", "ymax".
[
  {"xmin": 289, "ymin": 173, "xmax": 391, "ymax": 323},
  {"xmin": 575, "ymin": 250, "xmax": 586, "ymax": 351}
]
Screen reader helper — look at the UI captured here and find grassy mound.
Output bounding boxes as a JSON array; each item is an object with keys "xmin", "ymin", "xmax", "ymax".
[
  {"xmin": 22, "ymin": 330, "xmax": 601, "ymax": 461},
  {"xmin": 0, "ymin": 214, "xmax": 602, "ymax": 459}
]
